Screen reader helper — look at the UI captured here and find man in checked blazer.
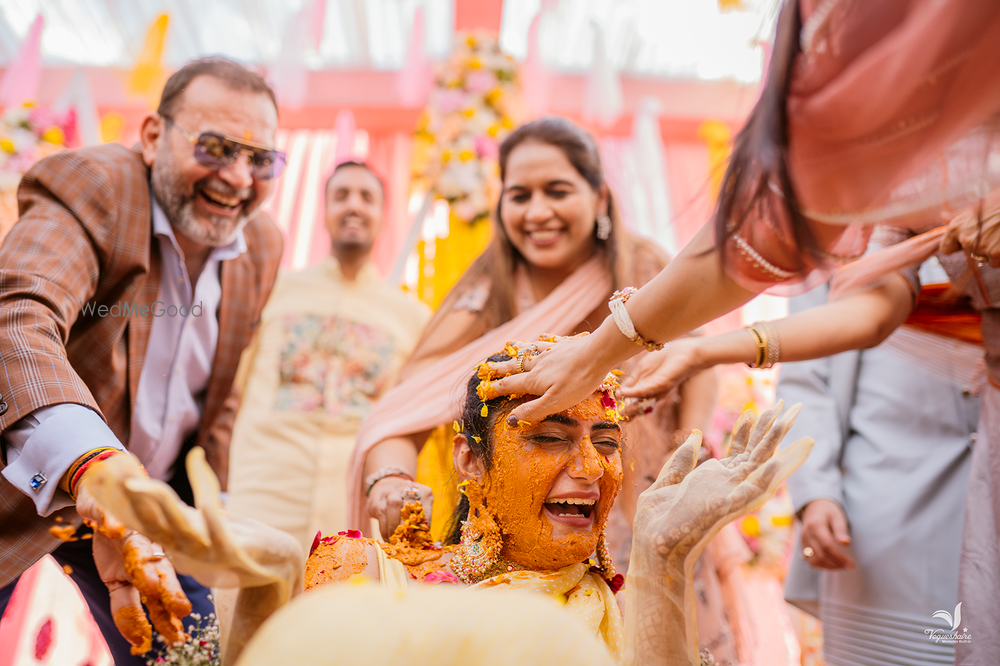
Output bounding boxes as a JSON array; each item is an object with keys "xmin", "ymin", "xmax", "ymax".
[{"xmin": 0, "ymin": 57, "xmax": 284, "ymax": 662}]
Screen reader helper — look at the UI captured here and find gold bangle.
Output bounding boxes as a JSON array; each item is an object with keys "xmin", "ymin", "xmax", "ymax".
[
  {"xmin": 745, "ymin": 326, "xmax": 767, "ymax": 369},
  {"xmin": 754, "ymin": 320, "xmax": 781, "ymax": 368}
]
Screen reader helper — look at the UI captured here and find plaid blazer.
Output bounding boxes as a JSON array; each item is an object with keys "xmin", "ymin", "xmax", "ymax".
[{"xmin": 0, "ymin": 144, "xmax": 283, "ymax": 587}]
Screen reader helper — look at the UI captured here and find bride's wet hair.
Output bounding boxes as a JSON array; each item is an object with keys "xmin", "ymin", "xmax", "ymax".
[{"xmin": 443, "ymin": 352, "xmax": 521, "ymax": 545}]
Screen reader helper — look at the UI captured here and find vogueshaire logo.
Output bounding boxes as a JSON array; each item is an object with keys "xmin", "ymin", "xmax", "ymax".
[{"xmin": 925, "ymin": 602, "xmax": 972, "ymax": 644}]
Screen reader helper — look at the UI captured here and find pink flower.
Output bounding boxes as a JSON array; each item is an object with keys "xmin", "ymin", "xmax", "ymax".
[
  {"xmin": 309, "ymin": 531, "xmax": 322, "ymax": 556},
  {"xmin": 436, "ymin": 89, "xmax": 468, "ymax": 114},
  {"xmin": 473, "ymin": 135, "xmax": 498, "ymax": 160},
  {"xmin": 423, "ymin": 571, "xmax": 459, "ymax": 584},
  {"xmin": 338, "ymin": 529, "xmax": 363, "ymax": 539},
  {"xmin": 465, "ymin": 70, "xmax": 494, "ymax": 93}
]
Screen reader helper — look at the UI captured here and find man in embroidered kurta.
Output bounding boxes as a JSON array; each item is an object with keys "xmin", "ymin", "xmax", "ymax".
[{"xmin": 228, "ymin": 162, "xmax": 430, "ymax": 551}]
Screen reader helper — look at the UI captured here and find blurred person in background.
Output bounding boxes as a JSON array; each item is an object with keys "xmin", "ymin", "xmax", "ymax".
[
  {"xmin": 779, "ymin": 265, "xmax": 977, "ymax": 666},
  {"xmin": 227, "ymin": 161, "xmax": 430, "ymax": 553}
]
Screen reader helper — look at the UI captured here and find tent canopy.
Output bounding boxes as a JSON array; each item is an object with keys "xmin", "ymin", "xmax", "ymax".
[{"xmin": 0, "ymin": 0, "xmax": 777, "ymax": 82}]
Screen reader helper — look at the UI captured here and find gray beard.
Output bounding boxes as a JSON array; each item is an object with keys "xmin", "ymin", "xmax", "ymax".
[{"xmin": 151, "ymin": 149, "xmax": 255, "ymax": 248}]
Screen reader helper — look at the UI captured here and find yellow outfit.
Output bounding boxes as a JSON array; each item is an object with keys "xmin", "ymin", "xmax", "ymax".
[
  {"xmin": 228, "ymin": 259, "xmax": 431, "ymax": 552},
  {"xmin": 371, "ymin": 550, "xmax": 624, "ymax": 663}
]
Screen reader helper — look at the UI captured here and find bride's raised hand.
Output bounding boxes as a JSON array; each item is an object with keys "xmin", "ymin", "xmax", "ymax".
[
  {"xmin": 634, "ymin": 401, "xmax": 811, "ymax": 569},
  {"xmin": 625, "ymin": 401, "xmax": 811, "ymax": 663}
]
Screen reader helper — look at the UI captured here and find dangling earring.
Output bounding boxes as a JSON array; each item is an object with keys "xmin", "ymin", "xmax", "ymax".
[
  {"xmin": 596, "ymin": 526, "xmax": 616, "ymax": 579},
  {"xmin": 594, "ymin": 525, "xmax": 623, "ymax": 592},
  {"xmin": 596, "ymin": 212, "xmax": 612, "ymax": 241},
  {"xmin": 451, "ymin": 480, "xmax": 502, "ymax": 584}
]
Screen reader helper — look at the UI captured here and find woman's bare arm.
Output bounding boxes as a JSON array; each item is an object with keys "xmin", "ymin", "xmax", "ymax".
[
  {"xmin": 621, "ymin": 273, "xmax": 914, "ymax": 402},
  {"xmin": 482, "ymin": 226, "xmax": 759, "ymax": 424}
]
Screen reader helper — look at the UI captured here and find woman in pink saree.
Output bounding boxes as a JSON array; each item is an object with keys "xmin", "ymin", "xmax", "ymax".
[{"xmin": 485, "ymin": 2, "xmax": 1000, "ymax": 663}]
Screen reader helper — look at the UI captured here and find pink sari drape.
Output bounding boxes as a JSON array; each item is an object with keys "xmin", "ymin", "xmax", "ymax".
[
  {"xmin": 345, "ymin": 257, "xmax": 612, "ymax": 529},
  {"xmin": 790, "ymin": 0, "xmax": 1000, "ymax": 223},
  {"xmin": 827, "ymin": 226, "xmax": 948, "ymax": 299},
  {"xmin": 723, "ymin": 0, "xmax": 1000, "ymax": 294}
]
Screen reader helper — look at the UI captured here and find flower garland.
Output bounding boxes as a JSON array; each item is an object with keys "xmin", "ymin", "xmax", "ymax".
[
  {"xmin": 412, "ymin": 32, "xmax": 519, "ymax": 224},
  {"xmin": 0, "ymin": 102, "xmax": 75, "ymax": 176},
  {"xmin": 145, "ymin": 611, "xmax": 220, "ymax": 666}
]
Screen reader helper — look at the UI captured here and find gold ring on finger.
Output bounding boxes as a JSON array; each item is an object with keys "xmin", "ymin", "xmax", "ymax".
[
  {"xmin": 802, "ymin": 546, "xmax": 815, "ymax": 559},
  {"xmin": 515, "ymin": 348, "xmax": 529, "ymax": 373},
  {"xmin": 972, "ymin": 253, "xmax": 989, "ymax": 267}
]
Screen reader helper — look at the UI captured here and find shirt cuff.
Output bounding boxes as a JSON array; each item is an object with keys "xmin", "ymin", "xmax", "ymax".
[{"xmin": 1, "ymin": 404, "xmax": 125, "ymax": 516}]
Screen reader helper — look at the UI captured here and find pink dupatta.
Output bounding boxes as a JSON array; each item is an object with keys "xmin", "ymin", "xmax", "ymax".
[{"xmin": 346, "ymin": 256, "xmax": 612, "ymax": 529}]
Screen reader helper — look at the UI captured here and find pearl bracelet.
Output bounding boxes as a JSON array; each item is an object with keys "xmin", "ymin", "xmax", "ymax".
[
  {"xmin": 364, "ymin": 467, "xmax": 414, "ymax": 496},
  {"xmin": 609, "ymin": 287, "xmax": 664, "ymax": 352}
]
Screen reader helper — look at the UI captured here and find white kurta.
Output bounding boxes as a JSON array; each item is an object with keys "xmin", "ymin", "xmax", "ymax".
[{"xmin": 227, "ymin": 259, "xmax": 430, "ymax": 552}]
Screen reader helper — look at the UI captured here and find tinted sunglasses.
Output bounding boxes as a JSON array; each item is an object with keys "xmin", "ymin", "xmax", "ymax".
[{"xmin": 163, "ymin": 116, "xmax": 287, "ymax": 180}]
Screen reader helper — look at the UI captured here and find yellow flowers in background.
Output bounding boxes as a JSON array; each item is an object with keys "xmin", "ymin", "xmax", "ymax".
[
  {"xmin": 0, "ymin": 102, "xmax": 75, "ymax": 243},
  {"xmin": 127, "ymin": 14, "xmax": 170, "ymax": 109},
  {"xmin": 413, "ymin": 31, "xmax": 518, "ymax": 225},
  {"xmin": 100, "ymin": 112, "xmax": 125, "ymax": 144},
  {"xmin": 409, "ymin": 31, "xmax": 522, "ymax": 310},
  {"xmin": 698, "ymin": 119, "xmax": 732, "ymax": 203}
]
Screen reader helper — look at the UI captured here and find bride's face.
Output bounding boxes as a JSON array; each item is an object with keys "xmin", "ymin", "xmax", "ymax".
[{"xmin": 484, "ymin": 393, "xmax": 624, "ymax": 570}]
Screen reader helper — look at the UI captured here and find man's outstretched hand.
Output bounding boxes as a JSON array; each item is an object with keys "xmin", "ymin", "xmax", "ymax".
[{"xmin": 76, "ymin": 458, "xmax": 192, "ymax": 654}]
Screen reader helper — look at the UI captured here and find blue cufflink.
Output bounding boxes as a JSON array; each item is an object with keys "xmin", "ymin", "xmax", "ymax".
[{"xmin": 29, "ymin": 473, "xmax": 47, "ymax": 491}]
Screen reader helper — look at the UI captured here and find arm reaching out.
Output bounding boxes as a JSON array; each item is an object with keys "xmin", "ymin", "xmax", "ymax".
[
  {"xmin": 480, "ymin": 226, "xmax": 760, "ymax": 425},
  {"xmin": 622, "ymin": 401, "xmax": 812, "ymax": 665},
  {"xmin": 620, "ymin": 272, "xmax": 913, "ymax": 406},
  {"xmin": 83, "ymin": 449, "xmax": 304, "ymax": 665}
]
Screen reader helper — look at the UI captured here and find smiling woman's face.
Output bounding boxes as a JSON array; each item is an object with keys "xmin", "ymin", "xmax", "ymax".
[
  {"xmin": 483, "ymin": 393, "xmax": 624, "ymax": 570},
  {"xmin": 500, "ymin": 141, "xmax": 605, "ymax": 277}
]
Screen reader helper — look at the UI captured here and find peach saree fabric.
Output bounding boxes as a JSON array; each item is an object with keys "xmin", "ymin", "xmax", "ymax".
[{"xmin": 723, "ymin": 0, "xmax": 1000, "ymax": 293}]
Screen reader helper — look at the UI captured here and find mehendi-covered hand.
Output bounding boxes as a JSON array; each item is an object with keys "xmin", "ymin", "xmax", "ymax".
[
  {"xmin": 624, "ymin": 401, "xmax": 812, "ymax": 665},
  {"xmin": 84, "ymin": 448, "xmax": 304, "ymax": 664},
  {"xmin": 76, "ymin": 461, "xmax": 190, "ymax": 655}
]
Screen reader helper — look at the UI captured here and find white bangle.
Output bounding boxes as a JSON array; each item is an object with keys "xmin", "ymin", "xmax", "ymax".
[{"xmin": 609, "ymin": 287, "xmax": 664, "ymax": 352}]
